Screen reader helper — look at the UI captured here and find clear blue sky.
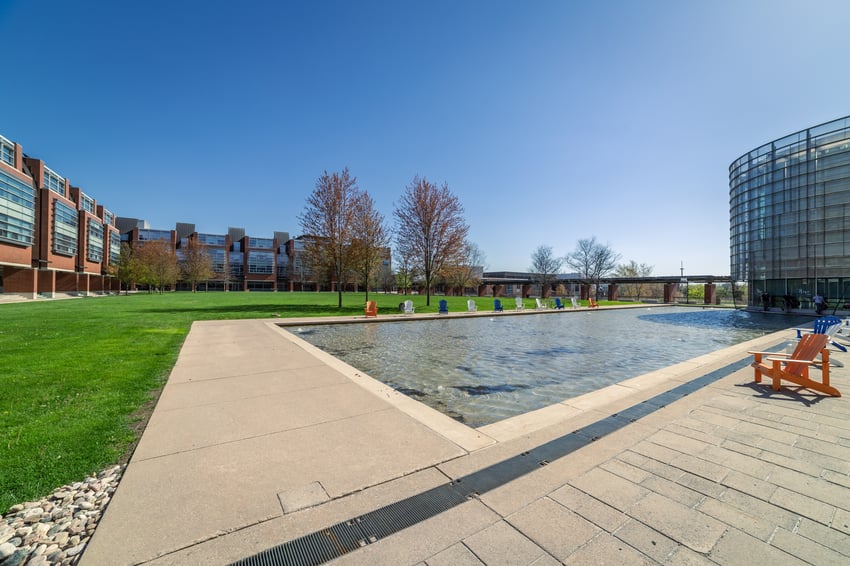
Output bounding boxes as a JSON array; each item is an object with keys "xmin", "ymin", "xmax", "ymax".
[{"xmin": 2, "ymin": 0, "xmax": 849, "ymax": 276}]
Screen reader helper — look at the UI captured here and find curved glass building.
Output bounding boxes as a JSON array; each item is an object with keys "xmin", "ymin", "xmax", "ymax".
[{"xmin": 730, "ymin": 115, "xmax": 850, "ymax": 309}]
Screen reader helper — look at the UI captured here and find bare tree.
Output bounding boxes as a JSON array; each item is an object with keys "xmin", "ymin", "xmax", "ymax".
[
  {"xmin": 564, "ymin": 237, "xmax": 620, "ymax": 299},
  {"xmin": 441, "ymin": 241, "xmax": 486, "ymax": 295},
  {"xmin": 393, "ymin": 243, "xmax": 418, "ymax": 295},
  {"xmin": 298, "ymin": 168, "xmax": 361, "ymax": 308},
  {"xmin": 179, "ymin": 238, "xmax": 214, "ymax": 292},
  {"xmin": 614, "ymin": 260, "xmax": 654, "ymax": 301},
  {"xmin": 394, "ymin": 177, "xmax": 469, "ymax": 305},
  {"xmin": 529, "ymin": 245, "xmax": 563, "ymax": 298},
  {"xmin": 350, "ymin": 191, "xmax": 390, "ymax": 302},
  {"xmin": 134, "ymin": 240, "xmax": 179, "ymax": 293}
]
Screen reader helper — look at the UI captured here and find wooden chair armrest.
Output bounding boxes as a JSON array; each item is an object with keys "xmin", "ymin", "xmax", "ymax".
[
  {"xmin": 766, "ymin": 356, "xmax": 815, "ymax": 364},
  {"xmin": 749, "ymin": 350, "xmax": 791, "ymax": 357}
]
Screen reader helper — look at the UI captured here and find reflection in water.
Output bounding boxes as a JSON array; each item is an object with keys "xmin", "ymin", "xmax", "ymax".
[{"xmin": 291, "ymin": 307, "xmax": 809, "ymax": 428}]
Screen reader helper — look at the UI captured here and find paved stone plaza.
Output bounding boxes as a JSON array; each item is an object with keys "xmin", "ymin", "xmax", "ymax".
[{"xmin": 82, "ymin": 311, "xmax": 850, "ymax": 565}]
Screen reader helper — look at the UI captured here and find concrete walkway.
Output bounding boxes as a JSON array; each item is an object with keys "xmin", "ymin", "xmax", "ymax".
[{"xmin": 82, "ymin": 314, "xmax": 850, "ymax": 565}]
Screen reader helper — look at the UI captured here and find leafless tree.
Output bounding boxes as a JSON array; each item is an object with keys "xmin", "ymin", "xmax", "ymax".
[
  {"xmin": 564, "ymin": 237, "xmax": 620, "ymax": 299},
  {"xmin": 393, "ymin": 243, "xmax": 418, "ymax": 295},
  {"xmin": 351, "ymin": 191, "xmax": 390, "ymax": 302},
  {"xmin": 441, "ymin": 241, "xmax": 486, "ymax": 295},
  {"xmin": 179, "ymin": 238, "xmax": 214, "ymax": 292},
  {"xmin": 394, "ymin": 176, "xmax": 469, "ymax": 305},
  {"xmin": 614, "ymin": 260, "xmax": 654, "ymax": 301},
  {"xmin": 529, "ymin": 245, "xmax": 563, "ymax": 298},
  {"xmin": 298, "ymin": 168, "xmax": 361, "ymax": 308}
]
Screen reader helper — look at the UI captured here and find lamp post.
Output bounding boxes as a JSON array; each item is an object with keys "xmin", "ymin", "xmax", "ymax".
[{"xmin": 680, "ymin": 261, "xmax": 688, "ymax": 304}]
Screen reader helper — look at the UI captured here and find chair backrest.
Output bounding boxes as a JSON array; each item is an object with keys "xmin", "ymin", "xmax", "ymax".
[
  {"xmin": 589, "ymin": 297, "xmax": 598, "ymax": 307},
  {"xmin": 467, "ymin": 299, "xmax": 477, "ymax": 311},
  {"xmin": 494, "ymin": 299, "xmax": 503, "ymax": 311},
  {"xmin": 555, "ymin": 298, "xmax": 564, "ymax": 308},
  {"xmin": 439, "ymin": 299, "xmax": 448, "ymax": 313},
  {"xmin": 515, "ymin": 297, "xmax": 524, "ymax": 309},
  {"xmin": 787, "ymin": 333, "xmax": 829, "ymax": 376},
  {"xmin": 814, "ymin": 315, "xmax": 841, "ymax": 334},
  {"xmin": 404, "ymin": 300, "xmax": 414, "ymax": 313},
  {"xmin": 570, "ymin": 297, "xmax": 579, "ymax": 308},
  {"xmin": 365, "ymin": 301, "xmax": 378, "ymax": 317}
]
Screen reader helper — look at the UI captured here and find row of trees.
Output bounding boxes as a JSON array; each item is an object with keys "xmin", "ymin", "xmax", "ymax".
[
  {"xmin": 299, "ymin": 169, "xmax": 475, "ymax": 307},
  {"xmin": 529, "ymin": 238, "xmax": 660, "ymax": 301},
  {"xmin": 111, "ymin": 240, "xmax": 213, "ymax": 293}
]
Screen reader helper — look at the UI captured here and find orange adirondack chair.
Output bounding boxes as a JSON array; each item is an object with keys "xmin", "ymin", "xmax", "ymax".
[
  {"xmin": 364, "ymin": 301, "xmax": 378, "ymax": 318},
  {"xmin": 588, "ymin": 297, "xmax": 599, "ymax": 308},
  {"xmin": 749, "ymin": 333, "xmax": 840, "ymax": 397}
]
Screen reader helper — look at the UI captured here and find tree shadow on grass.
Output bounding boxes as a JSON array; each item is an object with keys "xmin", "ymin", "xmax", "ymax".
[{"xmin": 137, "ymin": 303, "xmax": 366, "ymax": 318}]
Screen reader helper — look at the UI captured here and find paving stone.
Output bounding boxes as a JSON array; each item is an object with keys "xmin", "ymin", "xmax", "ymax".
[
  {"xmin": 569, "ymin": 468, "xmax": 649, "ymax": 511},
  {"xmin": 822, "ymin": 469, "xmax": 850, "ymax": 489},
  {"xmin": 648, "ymin": 429, "xmax": 712, "ymax": 456},
  {"xmin": 676, "ymin": 471, "xmax": 726, "ymax": 499},
  {"xmin": 707, "ymin": 528, "xmax": 801, "ymax": 565},
  {"xmin": 673, "ymin": 416, "xmax": 721, "ymax": 436},
  {"xmin": 423, "ymin": 543, "xmax": 484, "ymax": 566},
  {"xmin": 669, "ymin": 452, "xmax": 729, "ymax": 483},
  {"xmin": 733, "ymin": 420, "xmax": 799, "ymax": 446},
  {"xmin": 663, "ymin": 423, "xmax": 723, "ymax": 447},
  {"xmin": 563, "ymin": 532, "xmax": 653, "ymax": 565},
  {"xmin": 796, "ymin": 518, "xmax": 850, "ymax": 556},
  {"xmin": 617, "ymin": 449, "xmax": 650, "ymax": 468},
  {"xmin": 695, "ymin": 498, "xmax": 778, "ymax": 542},
  {"xmin": 506, "ymin": 498, "xmax": 600, "ymax": 561},
  {"xmin": 718, "ymin": 438, "xmax": 762, "ymax": 458},
  {"xmin": 548, "ymin": 485, "xmax": 629, "ymax": 532},
  {"xmin": 665, "ymin": 545, "xmax": 717, "ymax": 565},
  {"xmin": 631, "ymin": 453, "xmax": 685, "ymax": 482},
  {"xmin": 699, "ymin": 444, "xmax": 775, "ymax": 480},
  {"xmin": 832, "ymin": 508, "xmax": 850, "ymax": 535},
  {"xmin": 630, "ymin": 439, "xmax": 683, "ymax": 464},
  {"xmin": 770, "ymin": 527, "xmax": 850, "ymax": 564},
  {"xmin": 640, "ymin": 475, "xmax": 704, "ymax": 508},
  {"xmin": 691, "ymin": 407, "xmax": 747, "ymax": 430},
  {"xmin": 759, "ymin": 449, "xmax": 826, "ymax": 477},
  {"xmin": 600, "ymin": 458, "xmax": 652, "ymax": 484},
  {"xmin": 627, "ymin": 492, "xmax": 726, "ymax": 553},
  {"xmin": 462, "ymin": 520, "xmax": 548, "ymax": 566},
  {"xmin": 768, "ymin": 467, "xmax": 850, "ymax": 511},
  {"xmin": 769, "ymin": 486, "xmax": 836, "ymax": 525},
  {"xmin": 613, "ymin": 518, "xmax": 679, "ymax": 562},
  {"xmin": 719, "ymin": 488, "xmax": 800, "ymax": 531},
  {"xmin": 720, "ymin": 470, "xmax": 778, "ymax": 501},
  {"xmin": 795, "ymin": 435, "xmax": 850, "ymax": 461}
]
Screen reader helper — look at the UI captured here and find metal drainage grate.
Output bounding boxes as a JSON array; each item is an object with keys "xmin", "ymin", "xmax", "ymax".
[{"xmin": 231, "ymin": 352, "xmax": 764, "ymax": 566}]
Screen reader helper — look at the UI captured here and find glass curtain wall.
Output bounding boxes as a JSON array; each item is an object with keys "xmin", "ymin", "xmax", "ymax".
[{"xmin": 730, "ymin": 116, "xmax": 850, "ymax": 310}]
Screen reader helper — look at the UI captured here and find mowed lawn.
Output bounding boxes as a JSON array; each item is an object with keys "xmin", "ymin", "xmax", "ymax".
[{"xmin": 0, "ymin": 291, "xmax": 525, "ymax": 513}]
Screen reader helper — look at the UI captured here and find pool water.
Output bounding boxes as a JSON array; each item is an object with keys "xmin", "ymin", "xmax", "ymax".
[{"xmin": 291, "ymin": 307, "xmax": 810, "ymax": 428}]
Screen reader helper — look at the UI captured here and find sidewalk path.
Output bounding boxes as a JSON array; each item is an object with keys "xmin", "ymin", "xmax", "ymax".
[{"xmin": 82, "ymin": 317, "xmax": 850, "ymax": 565}]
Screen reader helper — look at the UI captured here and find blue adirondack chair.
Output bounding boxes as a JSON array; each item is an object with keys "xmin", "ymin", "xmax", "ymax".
[
  {"xmin": 795, "ymin": 315, "xmax": 847, "ymax": 352},
  {"xmin": 494, "ymin": 299, "xmax": 504, "ymax": 312},
  {"xmin": 554, "ymin": 298, "xmax": 565, "ymax": 309},
  {"xmin": 438, "ymin": 299, "xmax": 449, "ymax": 315}
]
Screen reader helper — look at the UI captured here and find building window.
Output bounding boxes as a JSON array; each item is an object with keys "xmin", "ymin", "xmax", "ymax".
[
  {"xmin": 248, "ymin": 237, "xmax": 273, "ymax": 249},
  {"xmin": 0, "ymin": 135, "xmax": 13, "ymax": 166},
  {"xmin": 80, "ymin": 193, "xmax": 95, "ymax": 214},
  {"xmin": 198, "ymin": 233, "xmax": 226, "ymax": 246},
  {"xmin": 209, "ymin": 248, "xmax": 226, "ymax": 272},
  {"xmin": 43, "ymin": 167, "xmax": 65, "ymax": 197},
  {"xmin": 229, "ymin": 252, "xmax": 243, "ymax": 276},
  {"xmin": 87, "ymin": 219, "xmax": 104, "ymax": 262},
  {"xmin": 102, "ymin": 209, "xmax": 114, "ymax": 226},
  {"xmin": 138, "ymin": 229, "xmax": 171, "ymax": 241},
  {"xmin": 248, "ymin": 251, "xmax": 274, "ymax": 274},
  {"xmin": 109, "ymin": 234, "xmax": 121, "ymax": 265},
  {"xmin": 0, "ymin": 169, "xmax": 36, "ymax": 245},
  {"xmin": 52, "ymin": 200, "xmax": 78, "ymax": 256}
]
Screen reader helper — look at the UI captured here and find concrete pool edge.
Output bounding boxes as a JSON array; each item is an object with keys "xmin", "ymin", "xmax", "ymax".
[{"xmin": 271, "ymin": 317, "xmax": 794, "ymax": 449}]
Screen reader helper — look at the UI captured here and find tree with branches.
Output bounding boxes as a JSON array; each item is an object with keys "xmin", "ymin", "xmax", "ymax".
[
  {"xmin": 394, "ymin": 176, "xmax": 469, "ymax": 306},
  {"xmin": 614, "ymin": 260, "xmax": 654, "ymax": 301},
  {"xmin": 299, "ymin": 168, "xmax": 361, "ymax": 308},
  {"xmin": 529, "ymin": 245, "xmax": 563, "ymax": 298},
  {"xmin": 564, "ymin": 237, "xmax": 620, "ymax": 299},
  {"xmin": 441, "ymin": 241, "xmax": 486, "ymax": 295},
  {"xmin": 134, "ymin": 240, "xmax": 179, "ymax": 293},
  {"xmin": 110, "ymin": 242, "xmax": 140, "ymax": 294},
  {"xmin": 179, "ymin": 238, "xmax": 214, "ymax": 292},
  {"xmin": 350, "ymin": 191, "xmax": 390, "ymax": 302}
]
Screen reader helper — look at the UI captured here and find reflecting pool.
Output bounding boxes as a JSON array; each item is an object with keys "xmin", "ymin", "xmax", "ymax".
[{"xmin": 290, "ymin": 307, "xmax": 809, "ymax": 428}]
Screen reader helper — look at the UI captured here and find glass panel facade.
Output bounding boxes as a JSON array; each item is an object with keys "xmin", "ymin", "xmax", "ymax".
[
  {"xmin": 730, "ymin": 115, "xmax": 850, "ymax": 307},
  {"xmin": 138, "ymin": 229, "xmax": 171, "ymax": 241},
  {"xmin": 198, "ymin": 233, "xmax": 226, "ymax": 246},
  {"xmin": 53, "ymin": 200, "xmax": 78, "ymax": 256},
  {"xmin": 43, "ymin": 167, "xmax": 65, "ymax": 197},
  {"xmin": 229, "ymin": 252, "xmax": 243, "ymax": 276},
  {"xmin": 80, "ymin": 193, "xmax": 95, "ymax": 214},
  {"xmin": 0, "ymin": 168, "xmax": 36, "ymax": 245},
  {"xmin": 209, "ymin": 248, "xmax": 226, "ymax": 272},
  {"xmin": 248, "ymin": 237, "xmax": 273, "ymax": 249},
  {"xmin": 87, "ymin": 219, "xmax": 104, "ymax": 262},
  {"xmin": 0, "ymin": 135, "xmax": 13, "ymax": 166},
  {"xmin": 109, "ymin": 234, "xmax": 121, "ymax": 264},
  {"xmin": 248, "ymin": 251, "xmax": 273, "ymax": 274}
]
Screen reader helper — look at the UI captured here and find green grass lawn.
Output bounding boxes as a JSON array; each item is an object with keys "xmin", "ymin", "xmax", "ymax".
[{"xmin": 0, "ymin": 291, "xmax": 610, "ymax": 513}]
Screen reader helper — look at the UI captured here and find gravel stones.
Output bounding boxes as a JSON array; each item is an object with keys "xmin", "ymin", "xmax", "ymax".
[{"xmin": 0, "ymin": 465, "xmax": 123, "ymax": 566}]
